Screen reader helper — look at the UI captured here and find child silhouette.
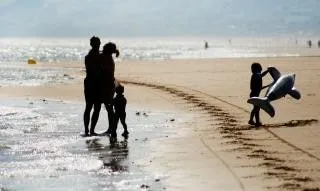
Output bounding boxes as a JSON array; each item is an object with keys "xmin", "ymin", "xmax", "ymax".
[
  {"xmin": 114, "ymin": 84, "xmax": 128, "ymax": 137},
  {"xmin": 249, "ymin": 62, "xmax": 269, "ymax": 127}
]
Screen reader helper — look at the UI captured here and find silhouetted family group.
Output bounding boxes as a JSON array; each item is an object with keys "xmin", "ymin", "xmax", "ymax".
[
  {"xmin": 83, "ymin": 36, "xmax": 128, "ymax": 138},
  {"xmin": 82, "ymin": 36, "xmax": 290, "ymax": 136}
]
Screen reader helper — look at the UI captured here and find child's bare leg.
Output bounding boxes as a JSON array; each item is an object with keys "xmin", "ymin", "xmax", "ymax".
[
  {"xmin": 254, "ymin": 107, "xmax": 262, "ymax": 127},
  {"xmin": 120, "ymin": 113, "xmax": 128, "ymax": 137},
  {"xmin": 248, "ymin": 107, "xmax": 255, "ymax": 125},
  {"xmin": 112, "ymin": 112, "xmax": 120, "ymax": 135},
  {"xmin": 120, "ymin": 116, "xmax": 128, "ymax": 131}
]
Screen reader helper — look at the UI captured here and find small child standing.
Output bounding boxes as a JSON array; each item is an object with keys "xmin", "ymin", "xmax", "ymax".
[
  {"xmin": 249, "ymin": 62, "xmax": 269, "ymax": 127},
  {"xmin": 114, "ymin": 84, "xmax": 128, "ymax": 137}
]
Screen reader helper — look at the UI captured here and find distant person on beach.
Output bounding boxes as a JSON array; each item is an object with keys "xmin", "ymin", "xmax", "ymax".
[
  {"xmin": 100, "ymin": 42, "xmax": 120, "ymax": 138},
  {"xmin": 307, "ymin": 40, "xmax": 312, "ymax": 48},
  {"xmin": 318, "ymin": 40, "xmax": 320, "ymax": 48},
  {"xmin": 248, "ymin": 62, "xmax": 270, "ymax": 127},
  {"xmin": 83, "ymin": 36, "xmax": 103, "ymax": 136},
  {"xmin": 204, "ymin": 41, "xmax": 209, "ymax": 49},
  {"xmin": 113, "ymin": 84, "xmax": 128, "ymax": 138}
]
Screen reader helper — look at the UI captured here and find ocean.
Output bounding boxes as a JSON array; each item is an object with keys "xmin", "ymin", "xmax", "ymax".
[
  {"xmin": 1, "ymin": 36, "xmax": 319, "ymax": 63},
  {"xmin": 0, "ymin": 98, "xmax": 185, "ymax": 190},
  {"xmin": 1, "ymin": 36, "xmax": 319, "ymax": 87}
]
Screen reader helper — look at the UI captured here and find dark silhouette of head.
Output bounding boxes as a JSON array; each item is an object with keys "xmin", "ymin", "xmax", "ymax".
[
  {"xmin": 251, "ymin": 62, "xmax": 262, "ymax": 73},
  {"xmin": 90, "ymin": 36, "xmax": 101, "ymax": 50},
  {"xmin": 115, "ymin": 85, "xmax": 124, "ymax": 95},
  {"xmin": 103, "ymin": 42, "xmax": 120, "ymax": 57}
]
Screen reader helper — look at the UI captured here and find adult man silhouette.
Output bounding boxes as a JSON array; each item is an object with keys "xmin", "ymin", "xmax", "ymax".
[{"xmin": 83, "ymin": 36, "xmax": 103, "ymax": 136}]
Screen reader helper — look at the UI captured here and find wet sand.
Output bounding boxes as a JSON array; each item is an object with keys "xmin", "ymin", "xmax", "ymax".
[
  {"xmin": 1, "ymin": 56, "xmax": 320, "ymax": 190},
  {"xmin": 0, "ymin": 87, "xmax": 190, "ymax": 191}
]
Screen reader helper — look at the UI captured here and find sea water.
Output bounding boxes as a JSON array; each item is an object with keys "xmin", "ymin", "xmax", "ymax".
[
  {"xmin": 1, "ymin": 36, "xmax": 319, "ymax": 87},
  {"xmin": 0, "ymin": 63, "xmax": 81, "ymax": 87},
  {"xmin": 0, "ymin": 98, "xmax": 182, "ymax": 190},
  {"xmin": 0, "ymin": 36, "xmax": 319, "ymax": 63}
]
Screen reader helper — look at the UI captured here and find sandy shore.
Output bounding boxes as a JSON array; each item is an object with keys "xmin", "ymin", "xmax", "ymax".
[
  {"xmin": 1, "ymin": 57, "xmax": 320, "ymax": 190},
  {"xmin": 116, "ymin": 56, "xmax": 320, "ymax": 191}
]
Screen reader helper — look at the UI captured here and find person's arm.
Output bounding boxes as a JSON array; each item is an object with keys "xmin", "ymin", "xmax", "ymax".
[
  {"xmin": 261, "ymin": 69, "xmax": 269, "ymax": 77},
  {"xmin": 123, "ymin": 97, "xmax": 127, "ymax": 110},
  {"xmin": 262, "ymin": 84, "xmax": 271, "ymax": 90},
  {"xmin": 250, "ymin": 75, "xmax": 254, "ymax": 90},
  {"xmin": 84, "ymin": 56, "xmax": 90, "ymax": 73},
  {"xmin": 115, "ymin": 49, "xmax": 120, "ymax": 58}
]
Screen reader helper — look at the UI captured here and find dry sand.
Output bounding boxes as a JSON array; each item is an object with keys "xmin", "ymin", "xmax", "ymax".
[{"xmin": 1, "ymin": 57, "xmax": 320, "ymax": 190}]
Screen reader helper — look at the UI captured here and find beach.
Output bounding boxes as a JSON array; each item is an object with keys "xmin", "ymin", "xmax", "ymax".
[
  {"xmin": 116, "ymin": 57, "xmax": 320, "ymax": 190},
  {"xmin": 2, "ymin": 0, "xmax": 320, "ymax": 189},
  {"xmin": 1, "ymin": 56, "xmax": 320, "ymax": 190}
]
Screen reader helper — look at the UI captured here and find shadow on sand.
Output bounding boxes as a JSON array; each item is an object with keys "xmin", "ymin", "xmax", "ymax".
[{"xmin": 239, "ymin": 119, "xmax": 319, "ymax": 130}]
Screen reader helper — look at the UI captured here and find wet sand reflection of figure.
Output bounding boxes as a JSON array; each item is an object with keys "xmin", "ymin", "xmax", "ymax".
[
  {"xmin": 106, "ymin": 138, "xmax": 129, "ymax": 172},
  {"xmin": 85, "ymin": 138, "xmax": 129, "ymax": 172}
]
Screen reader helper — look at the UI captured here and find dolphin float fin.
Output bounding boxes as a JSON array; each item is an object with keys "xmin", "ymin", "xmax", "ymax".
[
  {"xmin": 265, "ymin": 67, "xmax": 281, "ymax": 96},
  {"xmin": 288, "ymin": 87, "xmax": 301, "ymax": 100},
  {"xmin": 268, "ymin": 67, "xmax": 281, "ymax": 81},
  {"xmin": 247, "ymin": 97, "xmax": 275, "ymax": 117}
]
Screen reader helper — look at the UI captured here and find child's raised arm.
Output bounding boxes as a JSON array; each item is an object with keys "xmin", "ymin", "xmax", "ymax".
[
  {"xmin": 261, "ymin": 68, "xmax": 270, "ymax": 77},
  {"xmin": 262, "ymin": 83, "xmax": 272, "ymax": 90}
]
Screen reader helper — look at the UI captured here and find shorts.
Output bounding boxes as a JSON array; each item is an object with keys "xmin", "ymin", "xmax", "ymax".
[
  {"xmin": 84, "ymin": 78, "xmax": 101, "ymax": 103},
  {"xmin": 100, "ymin": 79, "xmax": 115, "ymax": 104},
  {"xmin": 249, "ymin": 91, "xmax": 260, "ymax": 98}
]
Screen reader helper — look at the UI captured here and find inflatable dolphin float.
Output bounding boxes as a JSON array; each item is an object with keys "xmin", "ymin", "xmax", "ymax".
[{"xmin": 247, "ymin": 67, "xmax": 301, "ymax": 117}]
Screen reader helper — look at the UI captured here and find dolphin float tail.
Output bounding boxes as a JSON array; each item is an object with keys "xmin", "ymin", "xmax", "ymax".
[
  {"xmin": 288, "ymin": 87, "xmax": 301, "ymax": 100},
  {"xmin": 247, "ymin": 97, "xmax": 275, "ymax": 117}
]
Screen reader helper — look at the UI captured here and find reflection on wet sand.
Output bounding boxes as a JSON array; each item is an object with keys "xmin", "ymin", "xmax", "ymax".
[{"xmin": 86, "ymin": 137, "xmax": 129, "ymax": 173}]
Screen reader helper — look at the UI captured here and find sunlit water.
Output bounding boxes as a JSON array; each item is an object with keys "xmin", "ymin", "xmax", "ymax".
[
  {"xmin": 1, "ymin": 36, "xmax": 319, "ymax": 87},
  {"xmin": 0, "ymin": 62, "xmax": 82, "ymax": 87},
  {"xmin": 0, "ymin": 37, "xmax": 319, "ymax": 63},
  {"xmin": 0, "ymin": 98, "xmax": 184, "ymax": 190}
]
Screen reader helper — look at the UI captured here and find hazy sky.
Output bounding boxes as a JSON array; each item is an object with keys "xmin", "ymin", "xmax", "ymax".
[{"xmin": 1, "ymin": 0, "xmax": 319, "ymax": 37}]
